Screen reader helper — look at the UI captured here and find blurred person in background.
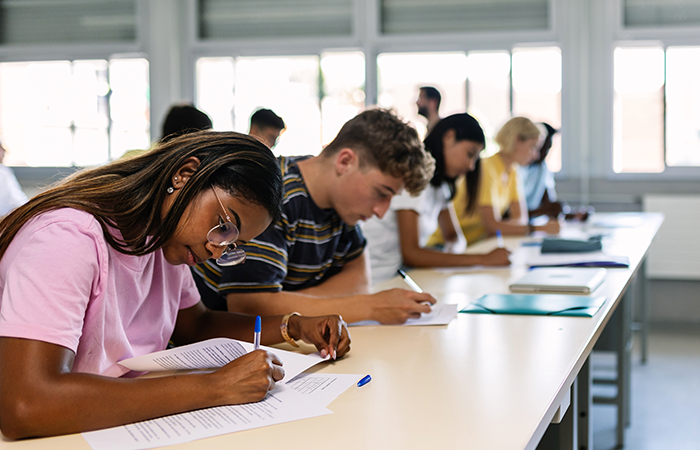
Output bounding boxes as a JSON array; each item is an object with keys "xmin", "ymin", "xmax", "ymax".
[
  {"xmin": 428, "ymin": 116, "xmax": 560, "ymax": 247},
  {"xmin": 121, "ymin": 103, "xmax": 213, "ymax": 159},
  {"xmin": 416, "ymin": 86, "xmax": 442, "ymax": 133},
  {"xmin": 248, "ymin": 108, "xmax": 285, "ymax": 149},
  {"xmin": 521, "ymin": 123, "xmax": 591, "ymax": 221},
  {"xmin": 0, "ymin": 137, "xmax": 28, "ymax": 216}
]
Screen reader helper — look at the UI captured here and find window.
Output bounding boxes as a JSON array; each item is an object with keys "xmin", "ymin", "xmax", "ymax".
[
  {"xmin": 196, "ymin": 53, "xmax": 365, "ymax": 156},
  {"xmin": 512, "ymin": 47, "xmax": 562, "ymax": 172},
  {"xmin": 613, "ymin": 45, "xmax": 700, "ymax": 173},
  {"xmin": 377, "ymin": 52, "xmax": 468, "ymax": 139},
  {"xmin": 378, "ymin": 48, "xmax": 562, "ymax": 171},
  {"xmin": 665, "ymin": 47, "xmax": 700, "ymax": 167},
  {"xmin": 0, "ymin": 59, "xmax": 150, "ymax": 167},
  {"xmin": 612, "ymin": 0, "xmax": 700, "ymax": 175}
]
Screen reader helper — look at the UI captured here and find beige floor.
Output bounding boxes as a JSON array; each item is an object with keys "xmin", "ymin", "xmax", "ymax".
[{"xmin": 592, "ymin": 324, "xmax": 700, "ymax": 450}]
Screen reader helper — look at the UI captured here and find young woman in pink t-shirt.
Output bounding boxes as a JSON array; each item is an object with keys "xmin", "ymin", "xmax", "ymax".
[{"xmin": 0, "ymin": 131, "xmax": 350, "ymax": 439}]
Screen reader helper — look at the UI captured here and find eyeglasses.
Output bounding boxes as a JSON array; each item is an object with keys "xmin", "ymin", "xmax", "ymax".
[{"xmin": 208, "ymin": 189, "xmax": 246, "ymax": 266}]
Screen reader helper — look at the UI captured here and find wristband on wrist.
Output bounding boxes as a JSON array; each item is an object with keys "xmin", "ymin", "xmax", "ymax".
[{"xmin": 281, "ymin": 312, "xmax": 301, "ymax": 347}]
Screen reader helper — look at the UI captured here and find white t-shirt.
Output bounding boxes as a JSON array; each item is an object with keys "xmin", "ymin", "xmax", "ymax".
[
  {"xmin": 362, "ymin": 183, "xmax": 451, "ymax": 284},
  {"xmin": 0, "ymin": 164, "xmax": 28, "ymax": 216}
]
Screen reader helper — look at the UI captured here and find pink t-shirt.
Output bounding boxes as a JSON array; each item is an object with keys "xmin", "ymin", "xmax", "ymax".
[{"xmin": 0, "ymin": 208, "xmax": 200, "ymax": 377}]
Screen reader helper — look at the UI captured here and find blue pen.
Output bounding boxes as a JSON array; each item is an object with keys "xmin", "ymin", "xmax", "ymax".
[
  {"xmin": 357, "ymin": 374, "xmax": 372, "ymax": 387},
  {"xmin": 496, "ymin": 229, "xmax": 505, "ymax": 248},
  {"xmin": 254, "ymin": 315, "xmax": 261, "ymax": 350}
]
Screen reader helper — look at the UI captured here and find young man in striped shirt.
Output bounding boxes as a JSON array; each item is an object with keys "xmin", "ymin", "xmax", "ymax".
[{"xmin": 193, "ymin": 109, "xmax": 437, "ymax": 324}]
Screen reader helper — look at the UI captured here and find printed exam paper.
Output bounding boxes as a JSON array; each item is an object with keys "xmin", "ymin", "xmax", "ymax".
[{"xmin": 82, "ymin": 384, "xmax": 330, "ymax": 450}]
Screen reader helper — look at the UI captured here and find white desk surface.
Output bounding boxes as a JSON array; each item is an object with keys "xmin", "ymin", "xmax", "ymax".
[{"xmin": 0, "ymin": 213, "xmax": 663, "ymax": 450}]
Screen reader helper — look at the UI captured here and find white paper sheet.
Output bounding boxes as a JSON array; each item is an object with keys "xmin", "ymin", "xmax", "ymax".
[
  {"xmin": 431, "ymin": 265, "xmax": 513, "ymax": 275},
  {"xmin": 82, "ymin": 384, "xmax": 331, "ymax": 450},
  {"xmin": 349, "ymin": 303, "xmax": 458, "ymax": 327},
  {"xmin": 286, "ymin": 373, "xmax": 363, "ymax": 407},
  {"xmin": 118, "ymin": 338, "xmax": 328, "ymax": 382}
]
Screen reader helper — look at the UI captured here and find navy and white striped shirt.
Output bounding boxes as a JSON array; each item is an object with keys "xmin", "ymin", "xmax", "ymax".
[{"xmin": 193, "ymin": 156, "xmax": 366, "ymax": 311}]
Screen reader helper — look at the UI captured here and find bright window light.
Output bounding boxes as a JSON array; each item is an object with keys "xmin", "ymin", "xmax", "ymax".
[
  {"xmin": 512, "ymin": 47, "xmax": 562, "ymax": 172},
  {"xmin": 378, "ymin": 52, "xmax": 467, "ymax": 138},
  {"xmin": 613, "ymin": 47, "xmax": 664, "ymax": 173},
  {"xmin": 234, "ymin": 56, "xmax": 321, "ymax": 156},
  {"xmin": 320, "ymin": 52, "xmax": 365, "ymax": 145},
  {"xmin": 666, "ymin": 46, "xmax": 700, "ymax": 167},
  {"xmin": 466, "ymin": 51, "xmax": 511, "ymax": 157},
  {"xmin": 0, "ymin": 58, "xmax": 149, "ymax": 167},
  {"xmin": 197, "ymin": 53, "xmax": 365, "ymax": 157}
]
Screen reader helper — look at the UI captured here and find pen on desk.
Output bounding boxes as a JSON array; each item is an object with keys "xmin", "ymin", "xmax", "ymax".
[
  {"xmin": 357, "ymin": 374, "xmax": 372, "ymax": 387},
  {"xmin": 397, "ymin": 269, "xmax": 423, "ymax": 293},
  {"xmin": 254, "ymin": 315, "xmax": 261, "ymax": 350},
  {"xmin": 496, "ymin": 229, "xmax": 505, "ymax": 248}
]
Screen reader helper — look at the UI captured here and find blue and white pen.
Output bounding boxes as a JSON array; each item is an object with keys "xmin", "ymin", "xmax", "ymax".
[
  {"xmin": 496, "ymin": 229, "xmax": 505, "ymax": 248},
  {"xmin": 254, "ymin": 315, "xmax": 261, "ymax": 350},
  {"xmin": 397, "ymin": 269, "xmax": 423, "ymax": 293}
]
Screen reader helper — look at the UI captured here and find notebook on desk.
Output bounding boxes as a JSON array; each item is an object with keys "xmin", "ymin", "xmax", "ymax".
[
  {"xmin": 509, "ymin": 268, "xmax": 606, "ymax": 294},
  {"xmin": 459, "ymin": 294, "xmax": 606, "ymax": 317}
]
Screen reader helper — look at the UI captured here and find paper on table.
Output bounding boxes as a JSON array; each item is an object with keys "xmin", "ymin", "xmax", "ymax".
[
  {"xmin": 527, "ymin": 252, "xmax": 629, "ymax": 268},
  {"xmin": 589, "ymin": 214, "xmax": 644, "ymax": 228},
  {"xmin": 432, "ymin": 265, "xmax": 513, "ymax": 274},
  {"xmin": 82, "ymin": 384, "xmax": 331, "ymax": 450},
  {"xmin": 118, "ymin": 338, "xmax": 328, "ymax": 382},
  {"xmin": 286, "ymin": 373, "xmax": 363, "ymax": 407},
  {"xmin": 349, "ymin": 303, "xmax": 458, "ymax": 327}
]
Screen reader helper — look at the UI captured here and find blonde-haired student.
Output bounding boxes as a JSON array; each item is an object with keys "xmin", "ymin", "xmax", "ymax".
[{"xmin": 431, "ymin": 117, "xmax": 560, "ymax": 247}]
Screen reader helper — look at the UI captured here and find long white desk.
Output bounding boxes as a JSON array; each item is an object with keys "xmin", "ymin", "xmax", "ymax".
[{"xmin": 0, "ymin": 213, "xmax": 663, "ymax": 450}]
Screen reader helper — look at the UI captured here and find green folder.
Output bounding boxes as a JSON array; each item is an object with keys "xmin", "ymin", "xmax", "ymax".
[{"xmin": 459, "ymin": 294, "xmax": 606, "ymax": 317}]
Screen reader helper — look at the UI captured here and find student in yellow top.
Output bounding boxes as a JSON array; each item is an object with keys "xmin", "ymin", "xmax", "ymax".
[{"xmin": 438, "ymin": 117, "xmax": 560, "ymax": 244}]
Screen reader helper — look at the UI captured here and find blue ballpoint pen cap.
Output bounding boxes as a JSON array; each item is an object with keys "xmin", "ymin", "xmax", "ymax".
[
  {"xmin": 357, "ymin": 374, "xmax": 372, "ymax": 387},
  {"xmin": 255, "ymin": 315, "xmax": 261, "ymax": 333}
]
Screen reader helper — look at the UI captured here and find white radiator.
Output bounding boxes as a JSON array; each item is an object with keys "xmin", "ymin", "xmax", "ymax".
[{"xmin": 643, "ymin": 195, "xmax": 700, "ymax": 280}]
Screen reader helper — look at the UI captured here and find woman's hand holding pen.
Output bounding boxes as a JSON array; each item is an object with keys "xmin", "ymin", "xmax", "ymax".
[
  {"xmin": 288, "ymin": 315, "xmax": 351, "ymax": 360},
  {"xmin": 478, "ymin": 247, "xmax": 511, "ymax": 266},
  {"xmin": 212, "ymin": 350, "xmax": 284, "ymax": 404},
  {"xmin": 368, "ymin": 289, "xmax": 436, "ymax": 324}
]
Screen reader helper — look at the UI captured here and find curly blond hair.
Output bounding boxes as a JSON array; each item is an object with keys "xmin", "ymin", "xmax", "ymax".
[{"xmin": 322, "ymin": 109, "xmax": 435, "ymax": 196}]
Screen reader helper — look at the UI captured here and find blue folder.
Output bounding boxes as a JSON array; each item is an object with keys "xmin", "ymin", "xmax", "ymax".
[{"xmin": 459, "ymin": 294, "xmax": 606, "ymax": 317}]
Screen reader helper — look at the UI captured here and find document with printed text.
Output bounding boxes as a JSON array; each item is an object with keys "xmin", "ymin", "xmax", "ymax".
[
  {"xmin": 286, "ymin": 373, "xmax": 363, "ymax": 407},
  {"xmin": 118, "ymin": 338, "xmax": 328, "ymax": 382},
  {"xmin": 82, "ymin": 384, "xmax": 331, "ymax": 450}
]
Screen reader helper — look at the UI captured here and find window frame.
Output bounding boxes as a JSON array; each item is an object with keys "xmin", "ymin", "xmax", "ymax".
[
  {"xmin": 606, "ymin": 0, "xmax": 700, "ymax": 180},
  {"xmin": 0, "ymin": 0, "xmax": 149, "ymax": 170},
  {"xmin": 186, "ymin": 0, "xmax": 567, "ymax": 174}
]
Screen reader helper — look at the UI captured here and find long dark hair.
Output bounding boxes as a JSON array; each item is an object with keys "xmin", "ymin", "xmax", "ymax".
[
  {"xmin": 0, "ymin": 131, "xmax": 282, "ymax": 259},
  {"xmin": 424, "ymin": 113, "xmax": 485, "ymax": 214}
]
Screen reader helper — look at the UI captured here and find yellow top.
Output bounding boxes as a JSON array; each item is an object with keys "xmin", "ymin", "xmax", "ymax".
[{"xmin": 427, "ymin": 153, "xmax": 521, "ymax": 246}]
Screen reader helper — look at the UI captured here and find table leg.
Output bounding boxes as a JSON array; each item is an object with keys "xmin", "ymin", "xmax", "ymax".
[
  {"xmin": 559, "ymin": 379, "xmax": 578, "ymax": 450},
  {"xmin": 639, "ymin": 259, "xmax": 650, "ymax": 365},
  {"xmin": 577, "ymin": 357, "xmax": 592, "ymax": 450}
]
